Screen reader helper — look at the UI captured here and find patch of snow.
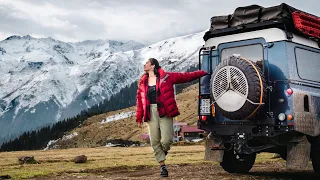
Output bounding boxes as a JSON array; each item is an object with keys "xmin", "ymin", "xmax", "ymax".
[
  {"xmin": 84, "ymin": 100, "xmax": 89, "ymax": 108},
  {"xmin": 191, "ymin": 138, "xmax": 204, "ymax": 143},
  {"xmin": 100, "ymin": 111, "xmax": 135, "ymax": 124},
  {"xmin": 61, "ymin": 132, "xmax": 78, "ymax": 141},
  {"xmin": 43, "ymin": 139, "xmax": 60, "ymax": 150},
  {"xmin": 105, "ymin": 142, "xmax": 120, "ymax": 147}
]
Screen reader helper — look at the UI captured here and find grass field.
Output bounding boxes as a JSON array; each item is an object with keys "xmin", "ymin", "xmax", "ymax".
[{"xmin": 0, "ymin": 145, "xmax": 282, "ymax": 179}]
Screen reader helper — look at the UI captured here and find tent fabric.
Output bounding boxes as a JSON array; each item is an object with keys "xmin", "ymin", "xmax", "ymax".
[{"xmin": 204, "ymin": 3, "xmax": 319, "ymax": 41}]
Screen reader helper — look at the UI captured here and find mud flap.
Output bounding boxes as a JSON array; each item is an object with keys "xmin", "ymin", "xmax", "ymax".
[
  {"xmin": 204, "ymin": 135, "xmax": 224, "ymax": 162},
  {"xmin": 286, "ymin": 136, "xmax": 311, "ymax": 169}
]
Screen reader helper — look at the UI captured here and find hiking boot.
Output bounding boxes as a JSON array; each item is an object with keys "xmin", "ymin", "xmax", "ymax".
[{"xmin": 160, "ymin": 165, "xmax": 168, "ymax": 177}]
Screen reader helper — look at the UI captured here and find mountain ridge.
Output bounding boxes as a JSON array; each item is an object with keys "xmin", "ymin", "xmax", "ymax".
[{"xmin": 0, "ymin": 30, "xmax": 206, "ymax": 144}]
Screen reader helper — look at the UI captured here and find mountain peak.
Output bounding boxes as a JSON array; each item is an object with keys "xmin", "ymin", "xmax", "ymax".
[
  {"xmin": 5, "ymin": 35, "xmax": 34, "ymax": 41},
  {"xmin": 0, "ymin": 30, "xmax": 204, "ymax": 145}
]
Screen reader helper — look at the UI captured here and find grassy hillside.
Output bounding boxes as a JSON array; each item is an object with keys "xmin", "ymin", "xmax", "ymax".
[{"xmin": 53, "ymin": 84, "xmax": 200, "ymax": 148}]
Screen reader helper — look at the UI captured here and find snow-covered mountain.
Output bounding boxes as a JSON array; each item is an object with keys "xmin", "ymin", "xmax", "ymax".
[{"xmin": 0, "ymin": 31, "xmax": 205, "ymax": 144}]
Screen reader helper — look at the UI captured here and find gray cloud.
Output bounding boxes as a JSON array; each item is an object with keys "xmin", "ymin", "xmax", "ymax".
[{"xmin": 0, "ymin": 0, "xmax": 319, "ymax": 45}]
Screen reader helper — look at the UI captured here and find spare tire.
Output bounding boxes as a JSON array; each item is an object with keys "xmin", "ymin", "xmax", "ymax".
[{"xmin": 210, "ymin": 56, "xmax": 266, "ymax": 120}]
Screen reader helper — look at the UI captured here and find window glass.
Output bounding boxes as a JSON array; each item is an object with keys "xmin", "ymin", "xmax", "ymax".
[
  {"xmin": 295, "ymin": 48, "xmax": 320, "ymax": 82},
  {"xmin": 221, "ymin": 44, "xmax": 264, "ymax": 69},
  {"xmin": 200, "ymin": 53, "xmax": 209, "ymax": 73}
]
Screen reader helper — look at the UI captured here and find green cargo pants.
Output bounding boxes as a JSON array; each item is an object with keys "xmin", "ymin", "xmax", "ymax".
[{"xmin": 147, "ymin": 104, "xmax": 174, "ymax": 163}]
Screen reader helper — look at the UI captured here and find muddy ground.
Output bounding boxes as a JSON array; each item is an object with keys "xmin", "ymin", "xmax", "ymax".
[{"xmin": 30, "ymin": 161, "xmax": 318, "ymax": 180}]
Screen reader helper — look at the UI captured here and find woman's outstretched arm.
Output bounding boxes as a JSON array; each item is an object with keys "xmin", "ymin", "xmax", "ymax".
[{"xmin": 168, "ymin": 70, "xmax": 207, "ymax": 84}]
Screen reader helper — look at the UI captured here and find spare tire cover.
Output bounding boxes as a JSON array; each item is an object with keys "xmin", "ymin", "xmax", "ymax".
[{"xmin": 210, "ymin": 56, "xmax": 266, "ymax": 120}]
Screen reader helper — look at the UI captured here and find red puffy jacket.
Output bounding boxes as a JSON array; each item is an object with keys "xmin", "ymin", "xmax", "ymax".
[{"xmin": 136, "ymin": 68, "xmax": 207, "ymax": 122}]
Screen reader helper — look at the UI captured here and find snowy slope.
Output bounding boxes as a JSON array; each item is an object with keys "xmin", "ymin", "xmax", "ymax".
[{"xmin": 0, "ymin": 31, "xmax": 205, "ymax": 144}]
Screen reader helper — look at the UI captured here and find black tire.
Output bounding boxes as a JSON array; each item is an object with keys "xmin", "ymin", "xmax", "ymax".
[
  {"xmin": 220, "ymin": 150, "xmax": 256, "ymax": 173},
  {"xmin": 308, "ymin": 135, "xmax": 320, "ymax": 174},
  {"xmin": 312, "ymin": 152, "xmax": 320, "ymax": 174},
  {"xmin": 279, "ymin": 151, "xmax": 287, "ymax": 160},
  {"xmin": 210, "ymin": 56, "xmax": 267, "ymax": 120}
]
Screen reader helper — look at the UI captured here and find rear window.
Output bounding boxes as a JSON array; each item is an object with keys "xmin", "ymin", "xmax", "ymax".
[
  {"xmin": 200, "ymin": 50, "xmax": 211, "ymax": 94},
  {"xmin": 295, "ymin": 48, "xmax": 320, "ymax": 82},
  {"xmin": 200, "ymin": 53, "xmax": 210, "ymax": 73},
  {"xmin": 221, "ymin": 44, "xmax": 264, "ymax": 69}
]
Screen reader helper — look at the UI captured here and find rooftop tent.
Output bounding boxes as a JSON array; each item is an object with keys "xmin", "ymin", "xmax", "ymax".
[{"xmin": 204, "ymin": 3, "xmax": 320, "ymax": 41}]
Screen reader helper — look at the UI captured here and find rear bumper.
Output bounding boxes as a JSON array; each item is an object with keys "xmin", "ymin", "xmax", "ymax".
[{"xmin": 198, "ymin": 120, "xmax": 293, "ymax": 137}]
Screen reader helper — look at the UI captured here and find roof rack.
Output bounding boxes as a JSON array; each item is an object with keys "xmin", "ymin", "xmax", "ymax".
[{"xmin": 204, "ymin": 3, "xmax": 320, "ymax": 42}]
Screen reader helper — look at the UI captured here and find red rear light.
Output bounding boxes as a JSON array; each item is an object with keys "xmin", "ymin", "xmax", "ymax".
[
  {"xmin": 198, "ymin": 95, "xmax": 202, "ymax": 99},
  {"xmin": 287, "ymin": 88, "xmax": 293, "ymax": 95},
  {"xmin": 201, "ymin": 116, "xmax": 207, "ymax": 121}
]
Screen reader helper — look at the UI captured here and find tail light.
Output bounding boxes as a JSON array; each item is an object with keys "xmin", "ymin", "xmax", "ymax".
[
  {"xmin": 287, "ymin": 114, "xmax": 293, "ymax": 121},
  {"xmin": 278, "ymin": 113, "xmax": 286, "ymax": 121},
  {"xmin": 286, "ymin": 88, "xmax": 293, "ymax": 95},
  {"xmin": 201, "ymin": 116, "xmax": 207, "ymax": 121},
  {"xmin": 211, "ymin": 104, "xmax": 215, "ymax": 117}
]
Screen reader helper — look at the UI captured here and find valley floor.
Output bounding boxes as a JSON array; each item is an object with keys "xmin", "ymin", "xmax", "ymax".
[
  {"xmin": 30, "ymin": 162, "xmax": 316, "ymax": 180},
  {"xmin": 0, "ymin": 145, "xmax": 316, "ymax": 180}
]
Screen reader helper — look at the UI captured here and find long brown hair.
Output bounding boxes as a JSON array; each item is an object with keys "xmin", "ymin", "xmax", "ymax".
[
  {"xmin": 138, "ymin": 58, "xmax": 161, "ymax": 84},
  {"xmin": 148, "ymin": 58, "xmax": 161, "ymax": 77}
]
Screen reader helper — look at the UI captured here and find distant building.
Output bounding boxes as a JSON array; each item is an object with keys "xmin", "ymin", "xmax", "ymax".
[
  {"xmin": 173, "ymin": 121, "xmax": 188, "ymax": 142},
  {"xmin": 180, "ymin": 126, "xmax": 204, "ymax": 141},
  {"xmin": 173, "ymin": 121, "xmax": 188, "ymax": 133},
  {"xmin": 139, "ymin": 122, "xmax": 203, "ymax": 143}
]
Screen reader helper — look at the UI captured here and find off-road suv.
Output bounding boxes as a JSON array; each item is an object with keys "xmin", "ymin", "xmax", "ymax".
[{"xmin": 198, "ymin": 3, "xmax": 320, "ymax": 173}]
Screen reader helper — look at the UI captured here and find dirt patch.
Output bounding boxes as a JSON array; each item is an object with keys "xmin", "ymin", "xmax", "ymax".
[{"xmin": 30, "ymin": 161, "xmax": 317, "ymax": 180}]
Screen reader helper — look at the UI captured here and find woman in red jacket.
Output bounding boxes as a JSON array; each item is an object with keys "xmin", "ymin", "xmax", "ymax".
[{"xmin": 136, "ymin": 58, "xmax": 207, "ymax": 177}]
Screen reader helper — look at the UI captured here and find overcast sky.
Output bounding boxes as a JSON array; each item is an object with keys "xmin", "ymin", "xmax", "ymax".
[{"xmin": 0, "ymin": 0, "xmax": 318, "ymax": 45}]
